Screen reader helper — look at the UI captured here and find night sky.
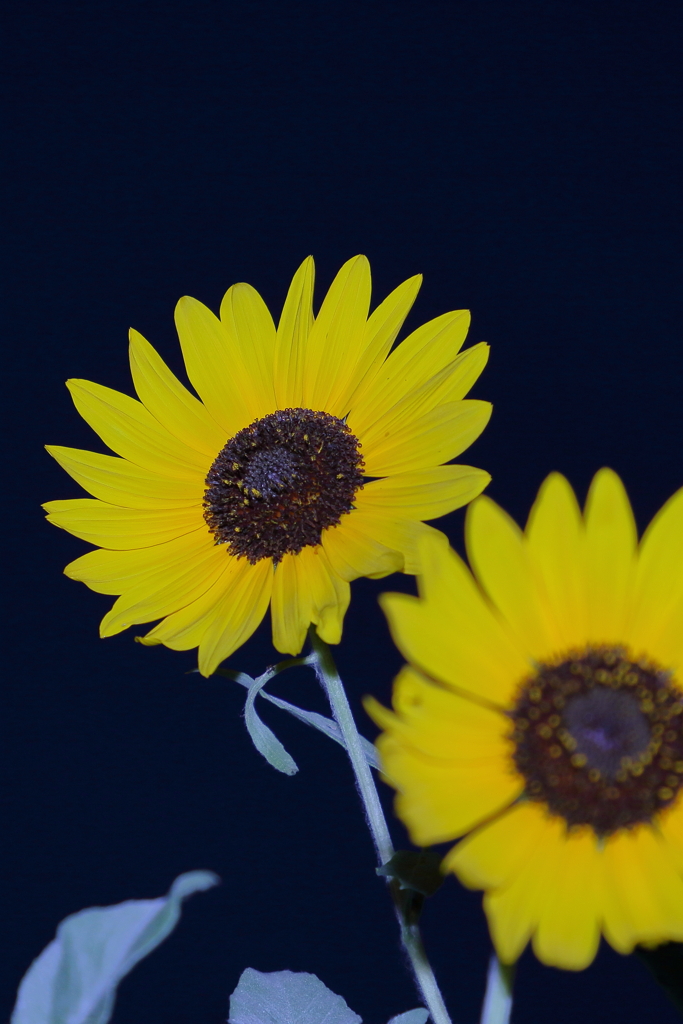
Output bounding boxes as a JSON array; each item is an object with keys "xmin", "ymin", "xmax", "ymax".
[{"xmin": 3, "ymin": 2, "xmax": 682, "ymax": 1023}]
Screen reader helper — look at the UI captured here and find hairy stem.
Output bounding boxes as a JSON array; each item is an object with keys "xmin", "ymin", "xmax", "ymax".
[
  {"xmin": 309, "ymin": 629, "xmax": 453, "ymax": 1024},
  {"xmin": 479, "ymin": 956, "xmax": 515, "ymax": 1024}
]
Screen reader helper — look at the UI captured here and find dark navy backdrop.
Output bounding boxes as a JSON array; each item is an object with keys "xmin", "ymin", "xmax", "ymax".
[{"xmin": 3, "ymin": 2, "xmax": 682, "ymax": 1022}]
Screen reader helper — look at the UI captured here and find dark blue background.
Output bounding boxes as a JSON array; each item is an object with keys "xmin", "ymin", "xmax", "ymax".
[{"xmin": 3, "ymin": 1, "xmax": 682, "ymax": 1022}]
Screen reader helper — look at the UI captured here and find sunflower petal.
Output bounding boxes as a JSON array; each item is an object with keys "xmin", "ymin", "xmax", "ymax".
[
  {"xmin": 628, "ymin": 487, "xmax": 683, "ymax": 666},
  {"xmin": 443, "ymin": 801, "xmax": 550, "ymax": 890},
  {"xmin": 99, "ymin": 539, "xmax": 230, "ymax": 635},
  {"xmin": 350, "ymin": 309, "xmax": 471, "ymax": 429},
  {"xmin": 321, "ymin": 512, "xmax": 406, "ymax": 582},
  {"xmin": 362, "ymin": 400, "xmax": 491, "ymax": 477},
  {"xmin": 301, "ymin": 255, "xmax": 372, "ymax": 414},
  {"xmin": 43, "ymin": 499, "xmax": 202, "ymax": 549},
  {"xmin": 359, "ymin": 466, "xmax": 490, "ymax": 522},
  {"xmin": 197, "ymin": 557, "xmax": 274, "ymax": 675},
  {"xmin": 64, "ymin": 528, "xmax": 213, "ymax": 595},
  {"xmin": 66, "ymin": 379, "xmax": 207, "ymax": 480},
  {"xmin": 381, "ymin": 536, "xmax": 529, "ymax": 706},
  {"xmin": 583, "ymin": 468, "xmax": 637, "ymax": 644},
  {"xmin": 365, "ymin": 665, "xmax": 512, "ymax": 760},
  {"xmin": 483, "ymin": 814, "xmax": 566, "ymax": 964},
  {"xmin": 220, "ymin": 282, "xmax": 277, "ymax": 415},
  {"xmin": 466, "ymin": 495, "xmax": 556, "ymax": 659},
  {"xmin": 174, "ymin": 295, "xmax": 257, "ymax": 435},
  {"xmin": 270, "ymin": 545, "xmax": 349, "ymax": 654},
  {"xmin": 377, "ymin": 732, "xmax": 521, "ymax": 846},
  {"xmin": 658, "ymin": 800, "xmax": 683, "ymax": 872},
  {"xmin": 46, "ymin": 446, "xmax": 203, "ymax": 508},
  {"xmin": 336, "ymin": 273, "xmax": 423, "ymax": 414},
  {"xmin": 274, "ymin": 256, "xmax": 315, "ymax": 409},
  {"xmin": 525, "ymin": 473, "xmax": 587, "ymax": 651},
  {"xmin": 138, "ymin": 556, "xmax": 273, "ymax": 677},
  {"xmin": 601, "ymin": 825, "xmax": 683, "ymax": 953},
  {"xmin": 532, "ymin": 827, "xmax": 602, "ymax": 970},
  {"xmin": 128, "ymin": 328, "xmax": 227, "ymax": 458}
]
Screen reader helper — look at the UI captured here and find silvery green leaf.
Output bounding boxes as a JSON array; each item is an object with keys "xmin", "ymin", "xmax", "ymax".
[
  {"xmin": 387, "ymin": 1010, "xmax": 429, "ymax": 1024},
  {"xmin": 224, "ymin": 668, "xmax": 380, "ymax": 769},
  {"xmin": 11, "ymin": 870, "xmax": 218, "ymax": 1024},
  {"xmin": 244, "ymin": 672, "xmax": 299, "ymax": 776},
  {"xmin": 229, "ymin": 968, "xmax": 362, "ymax": 1024}
]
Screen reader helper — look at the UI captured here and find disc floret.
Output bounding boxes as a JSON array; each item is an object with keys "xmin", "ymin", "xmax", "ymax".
[{"xmin": 510, "ymin": 646, "xmax": 683, "ymax": 835}]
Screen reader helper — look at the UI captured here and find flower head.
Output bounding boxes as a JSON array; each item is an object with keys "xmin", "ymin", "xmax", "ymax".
[
  {"xmin": 368, "ymin": 469, "xmax": 683, "ymax": 969},
  {"xmin": 44, "ymin": 256, "xmax": 491, "ymax": 675}
]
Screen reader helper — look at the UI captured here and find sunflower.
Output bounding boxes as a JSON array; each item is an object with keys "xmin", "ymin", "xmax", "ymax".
[
  {"xmin": 367, "ymin": 469, "xmax": 683, "ymax": 970},
  {"xmin": 44, "ymin": 256, "xmax": 491, "ymax": 676}
]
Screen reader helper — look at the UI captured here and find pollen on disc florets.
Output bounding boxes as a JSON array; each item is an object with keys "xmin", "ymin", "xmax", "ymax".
[
  {"xmin": 510, "ymin": 646, "xmax": 683, "ymax": 835},
  {"xmin": 203, "ymin": 408, "xmax": 365, "ymax": 565}
]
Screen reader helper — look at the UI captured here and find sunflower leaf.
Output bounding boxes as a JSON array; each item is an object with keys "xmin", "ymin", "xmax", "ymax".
[
  {"xmin": 244, "ymin": 672, "xmax": 299, "ymax": 776},
  {"xmin": 217, "ymin": 667, "xmax": 380, "ymax": 770},
  {"xmin": 228, "ymin": 968, "xmax": 362, "ymax": 1024},
  {"xmin": 387, "ymin": 1011, "xmax": 429, "ymax": 1024},
  {"xmin": 11, "ymin": 870, "xmax": 219, "ymax": 1024}
]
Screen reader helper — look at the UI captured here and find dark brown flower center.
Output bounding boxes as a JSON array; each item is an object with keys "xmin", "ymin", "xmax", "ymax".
[
  {"xmin": 510, "ymin": 646, "xmax": 683, "ymax": 835},
  {"xmin": 203, "ymin": 408, "xmax": 364, "ymax": 564}
]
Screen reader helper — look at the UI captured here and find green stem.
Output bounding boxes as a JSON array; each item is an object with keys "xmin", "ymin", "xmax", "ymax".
[
  {"xmin": 309, "ymin": 628, "xmax": 453, "ymax": 1024},
  {"xmin": 479, "ymin": 956, "xmax": 515, "ymax": 1024}
]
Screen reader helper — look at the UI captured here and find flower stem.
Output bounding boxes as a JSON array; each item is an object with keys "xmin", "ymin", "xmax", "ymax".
[
  {"xmin": 309, "ymin": 628, "xmax": 453, "ymax": 1024},
  {"xmin": 479, "ymin": 956, "xmax": 515, "ymax": 1024}
]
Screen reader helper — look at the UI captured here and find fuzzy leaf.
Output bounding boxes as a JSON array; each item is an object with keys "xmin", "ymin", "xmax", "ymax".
[
  {"xmin": 229, "ymin": 968, "xmax": 362, "ymax": 1024},
  {"xmin": 11, "ymin": 871, "xmax": 218, "ymax": 1024}
]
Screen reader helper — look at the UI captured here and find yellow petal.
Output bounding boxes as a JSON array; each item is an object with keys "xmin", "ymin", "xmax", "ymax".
[
  {"xmin": 64, "ymin": 527, "xmax": 213, "ymax": 595},
  {"xmin": 340, "ymin": 274, "xmax": 423, "ymax": 414},
  {"xmin": 444, "ymin": 801, "xmax": 550, "ymax": 889},
  {"xmin": 365, "ymin": 665, "xmax": 512, "ymax": 761},
  {"xmin": 525, "ymin": 473, "xmax": 587, "ymax": 651},
  {"xmin": 628, "ymin": 487, "xmax": 683, "ymax": 668},
  {"xmin": 43, "ymin": 499, "xmax": 203, "ymax": 549},
  {"xmin": 601, "ymin": 824, "xmax": 683, "ymax": 953},
  {"xmin": 197, "ymin": 557, "xmax": 274, "ymax": 675},
  {"xmin": 271, "ymin": 545, "xmax": 350, "ymax": 654},
  {"xmin": 46, "ymin": 446, "xmax": 203, "ymax": 509},
  {"xmin": 354, "ymin": 345, "xmax": 489, "ymax": 457},
  {"xmin": 361, "ymin": 400, "xmax": 492, "ymax": 477},
  {"xmin": 274, "ymin": 256, "xmax": 315, "ymax": 409},
  {"xmin": 377, "ymin": 732, "xmax": 521, "ymax": 846},
  {"xmin": 99, "ymin": 537, "xmax": 230, "ymax": 635},
  {"xmin": 359, "ymin": 466, "xmax": 490, "ymax": 521},
  {"xmin": 128, "ymin": 328, "xmax": 227, "ymax": 458},
  {"xmin": 483, "ymin": 814, "xmax": 566, "ymax": 964},
  {"xmin": 174, "ymin": 295, "xmax": 259, "ymax": 435},
  {"xmin": 532, "ymin": 826, "xmax": 602, "ymax": 970},
  {"xmin": 138, "ymin": 555, "xmax": 273, "ymax": 676},
  {"xmin": 583, "ymin": 468, "xmax": 637, "ymax": 644},
  {"xmin": 321, "ymin": 512, "xmax": 405, "ymax": 582},
  {"xmin": 658, "ymin": 797, "xmax": 683, "ymax": 872},
  {"xmin": 466, "ymin": 495, "xmax": 556, "ymax": 659},
  {"xmin": 66, "ymin": 379, "xmax": 207, "ymax": 480},
  {"xmin": 220, "ymin": 282, "xmax": 277, "ymax": 416},
  {"xmin": 381, "ymin": 535, "xmax": 529, "ymax": 707},
  {"xmin": 300, "ymin": 256, "xmax": 371, "ymax": 416},
  {"xmin": 352, "ymin": 342, "xmax": 489, "ymax": 449},
  {"xmin": 350, "ymin": 309, "xmax": 471, "ymax": 431}
]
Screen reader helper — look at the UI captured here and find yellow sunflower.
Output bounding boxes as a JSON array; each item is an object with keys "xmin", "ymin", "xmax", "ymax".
[
  {"xmin": 44, "ymin": 256, "xmax": 491, "ymax": 676},
  {"xmin": 367, "ymin": 469, "xmax": 683, "ymax": 970}
]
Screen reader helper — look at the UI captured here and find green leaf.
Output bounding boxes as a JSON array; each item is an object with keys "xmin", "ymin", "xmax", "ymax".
[
  {"xmin": 217, "ymin": 666, "xmax": 380, "ymax": 769},
  {"xmin": 11, "ymin": 870, "xmax": 218, "ymax": 1024},
  {"xmin": 387, "ymin": 1011, "xmax": 429, "ymax": 1024},
  {"xmin": 376, "ymin": 850, "xmax": 445, "ymax": 897},
  {"xmin": 229, "ymin": 968, "xmax": 362, "ymax": 1024},
  {"xmin": 244, "ymin": 672, "xmax": 299, "ymax": 775}
]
